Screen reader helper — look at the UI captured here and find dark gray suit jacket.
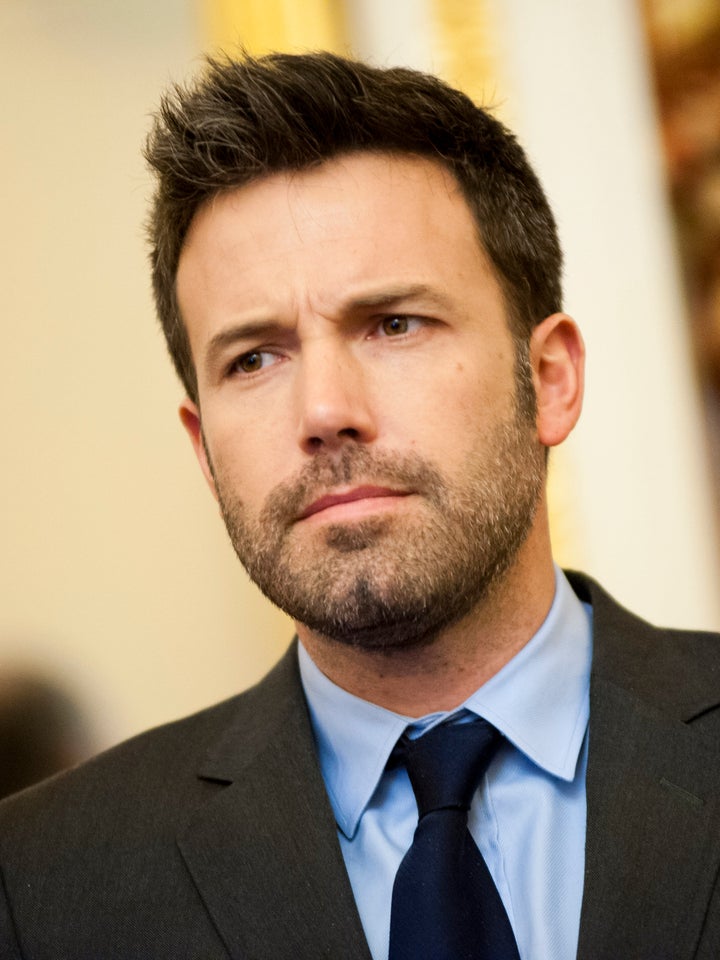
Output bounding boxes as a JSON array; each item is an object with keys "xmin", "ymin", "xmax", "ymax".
[{"xmin": 0, "ymin": 572, "xmax": 719, "ymax": 959}]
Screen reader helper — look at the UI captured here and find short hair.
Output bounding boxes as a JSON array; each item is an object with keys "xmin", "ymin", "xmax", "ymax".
[{"xmin": 145, "ymin": 51, "xmax": 562, "ymax": 402}]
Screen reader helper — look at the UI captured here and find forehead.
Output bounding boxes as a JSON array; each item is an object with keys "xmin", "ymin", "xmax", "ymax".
[
  {"xmin": 176, "ymin": 152, "xmax": 504, "ymax": 339},
  {"xmin": 180, "ymin": 151, "xmax": 486, "ymax": 267}
]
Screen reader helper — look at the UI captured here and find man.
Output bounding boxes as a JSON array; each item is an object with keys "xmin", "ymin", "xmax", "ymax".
[{"xmin": 0, "ymin": 51, "xmax": 719, "ymax": 960}]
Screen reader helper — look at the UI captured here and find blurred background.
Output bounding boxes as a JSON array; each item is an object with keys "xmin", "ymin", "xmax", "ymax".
[{"xmin": 2, "ymin": 0, "xmax": 719, "ymax": 763}]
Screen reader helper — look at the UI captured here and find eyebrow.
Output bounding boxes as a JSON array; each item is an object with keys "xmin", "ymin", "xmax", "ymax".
[
  {"xmin": 204, "ymin": 320, "xmax": 284, "ymax": 368},
  {"xmin": 203, "ymin": 283, "xmax": 453, "ymax": 368},
  {"xmin": 346, "ymin": 283, "xmax": 453, "ymax": 311}
]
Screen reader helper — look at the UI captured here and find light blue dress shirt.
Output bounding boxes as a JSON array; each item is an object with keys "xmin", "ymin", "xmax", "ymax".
[{"xmin": 298, "ymin": 567, "xmax": 593, "ymax": 960}]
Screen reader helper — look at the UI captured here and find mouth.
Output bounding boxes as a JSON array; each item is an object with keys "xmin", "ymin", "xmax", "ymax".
[{"xmin": 297, "ymin": 485, "xmax": 412, "ymax": 522}]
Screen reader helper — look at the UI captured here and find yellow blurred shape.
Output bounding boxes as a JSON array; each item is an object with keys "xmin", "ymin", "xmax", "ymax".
[
  {"xmin": 430, "ymin": 0, "xmax": 508, "ymax": 120},
  {"xmin": 202, "ymin": 0, "xmax": 347, "ymax": 55}
]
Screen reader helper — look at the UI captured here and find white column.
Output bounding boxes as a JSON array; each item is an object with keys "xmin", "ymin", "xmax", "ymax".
[
  {"xmin": 344, "ymin": 0, "xmax": 435, "ymax": 68},
  {"xmin": 497, "ymin": 0, "xmax": 720, "ymax": 628}
]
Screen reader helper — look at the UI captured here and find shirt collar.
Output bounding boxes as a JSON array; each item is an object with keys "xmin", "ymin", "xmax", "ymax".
[
  {"xmin": 461, "ymin": 568, "xmax": 592, "ymax": 781},
  {"xmin": 298, "ymin": 566, "xmax": 592, "ymax": 840}
]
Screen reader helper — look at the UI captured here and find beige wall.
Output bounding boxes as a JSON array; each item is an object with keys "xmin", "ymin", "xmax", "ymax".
[
  {"xmin": 1, "ymin": 0, "xmax": 292, "ymax": 750},
  {"xmin": 496, "ymin": 0, "xmax": 720, "ymax": 626},
  {"xmin": 2, "ymin": 0, "xmax": 719, "ymax": 753}
]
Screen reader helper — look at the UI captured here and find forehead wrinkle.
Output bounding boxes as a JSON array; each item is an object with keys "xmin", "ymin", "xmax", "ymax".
[{"xmin": 289, "ymin": 280, "xmax": 457, "ymax": 338}]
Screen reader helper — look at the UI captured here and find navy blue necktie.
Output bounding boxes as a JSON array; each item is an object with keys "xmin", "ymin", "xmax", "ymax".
[{"xmin": 388, "ymin": 718, "xmax": 521, "ymax": 960}]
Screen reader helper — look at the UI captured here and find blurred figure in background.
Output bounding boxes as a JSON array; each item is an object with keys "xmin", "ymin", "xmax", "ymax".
[{"xmin": 0, "ymin": 668, "xmax": 93, "ymax": 799}]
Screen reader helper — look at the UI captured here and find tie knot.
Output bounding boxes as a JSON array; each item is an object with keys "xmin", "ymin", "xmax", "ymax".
[{"xmin": 399, "ymin": 718, "xmax": 501, "ymax": 818}]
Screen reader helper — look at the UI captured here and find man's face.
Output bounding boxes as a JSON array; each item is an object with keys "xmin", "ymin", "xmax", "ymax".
[{"xmin": 177, "ymin": 153, "xmax": 545, "ymax": 651}]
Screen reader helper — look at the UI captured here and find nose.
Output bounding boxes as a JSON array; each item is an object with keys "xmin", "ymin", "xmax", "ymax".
[{"xmin": 295, "ymin": 342, "xmax": 377, "ymax": 454}]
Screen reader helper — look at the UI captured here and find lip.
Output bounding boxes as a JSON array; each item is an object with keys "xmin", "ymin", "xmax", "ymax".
[{"xmin": 297, "ymin": 485, "xmax": 411, "ymax": 521}]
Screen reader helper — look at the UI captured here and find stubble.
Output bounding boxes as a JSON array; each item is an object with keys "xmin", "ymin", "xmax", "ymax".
[{"xmin": 211, "ymin": 390, "xmax": 545, "ymax": 653}]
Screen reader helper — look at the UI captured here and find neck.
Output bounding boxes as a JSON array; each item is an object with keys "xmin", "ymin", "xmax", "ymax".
[{"xmin": 296, "ymin": 513, "xmax": 557, "ymax": 717}]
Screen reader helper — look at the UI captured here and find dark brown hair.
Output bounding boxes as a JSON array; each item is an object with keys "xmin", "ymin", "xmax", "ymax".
[{"xmin": 145, "ymin": 51, "xmax": 562, "ymax": 402}]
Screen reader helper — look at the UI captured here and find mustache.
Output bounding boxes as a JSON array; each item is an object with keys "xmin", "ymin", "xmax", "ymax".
[{"xmin": 259, "ymin": 446, "xmax": 447, "ymax": 528}]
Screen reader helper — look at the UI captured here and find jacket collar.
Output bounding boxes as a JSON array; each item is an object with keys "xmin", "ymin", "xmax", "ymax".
[
  {"xmin": 568, "ymin": 572, "xmax": 720, "ymax": 960},
  {"xmin": 178, "ymin": 573, "xmax": 720, "ymax": 960},
  {"xmin": 178, "ymin": 645, "xmax": 372, "ymax": 960}
]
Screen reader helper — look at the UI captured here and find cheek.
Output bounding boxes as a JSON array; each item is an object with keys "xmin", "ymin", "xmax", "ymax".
[
  {"xmin": 202, "ymin": 414, "xmax": 287, "ymax": 512},
  {"xmin": 394, "ymin": 362, "xmax": 501, "ymax": 440}
]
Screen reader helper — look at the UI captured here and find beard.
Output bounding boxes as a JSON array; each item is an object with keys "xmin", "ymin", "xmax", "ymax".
[{"xmin": 211, "ymin": 386, "xmax": 544, "ymax": 653}]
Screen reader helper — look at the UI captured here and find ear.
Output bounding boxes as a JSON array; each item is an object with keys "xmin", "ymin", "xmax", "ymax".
[
  {"xmin": 530, "ymin": 313, "xmax": 585, "ymax": 447},
  {"xmin": 179, "ymin": 398, "xmax": 219, "ymax": 501}
]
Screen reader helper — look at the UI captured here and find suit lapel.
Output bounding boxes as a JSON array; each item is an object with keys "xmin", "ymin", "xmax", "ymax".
[
  {"xmin": 175, "ymin": 578, "xmax": 720, "ymax": 959},
  {"xmin": 569, "ymin": 574, "xmax": 720, "ymax": 960},
  {"xmin": 177, "ymin": 646, "xmax": 372, "ymax": 960},
  {"xmin": 578, "ymin": 676, "xmax": 720, "ymax": 960}
]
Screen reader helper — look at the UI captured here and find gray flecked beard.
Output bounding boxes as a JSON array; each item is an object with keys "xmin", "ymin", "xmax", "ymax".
[{"xmin": 210, "ymin": 390, "xmax": 545, "ymax": 653}]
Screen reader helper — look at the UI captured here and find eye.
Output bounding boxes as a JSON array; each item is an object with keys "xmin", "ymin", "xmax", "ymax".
[
  {"xmin": 379, "ymin": 315, "xmax": 422, "ymax": 337},
  {"xmin": 229, "ymin": 350, "xmax": 277, "ymax": 376}
]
